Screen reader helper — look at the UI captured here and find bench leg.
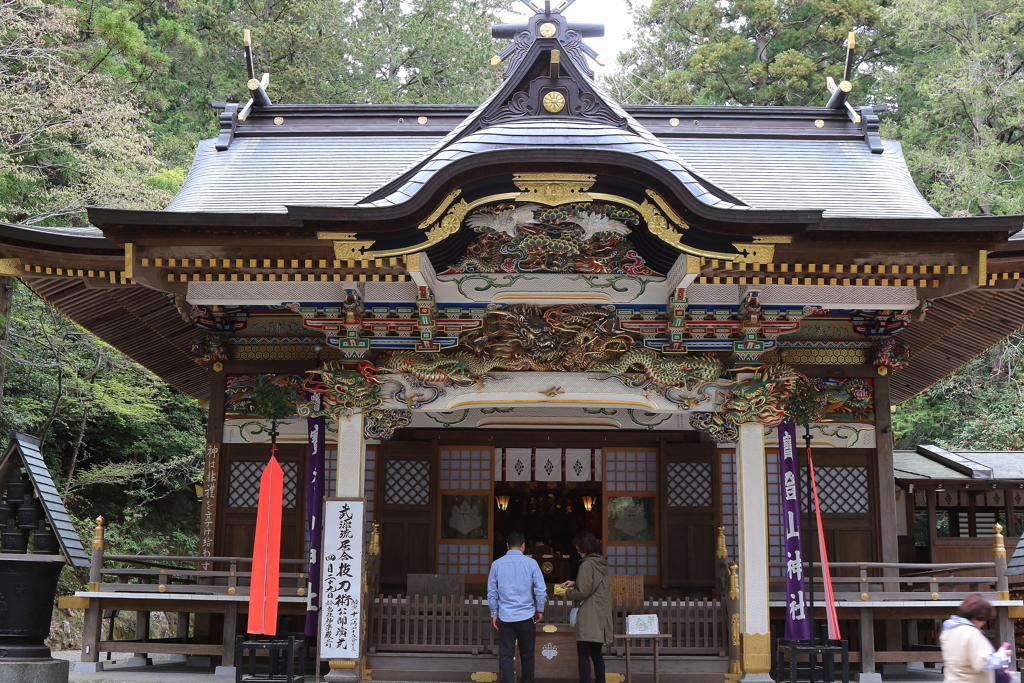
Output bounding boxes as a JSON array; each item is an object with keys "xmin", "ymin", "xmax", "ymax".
[{"xmin": 81, "ymin": 599, "xmax": 102, "ymax": 663}]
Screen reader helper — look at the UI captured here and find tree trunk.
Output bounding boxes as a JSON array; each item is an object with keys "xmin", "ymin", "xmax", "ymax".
[{"xmin": 0, "ymin": 276, "xmax": 15, "ymax": 412}]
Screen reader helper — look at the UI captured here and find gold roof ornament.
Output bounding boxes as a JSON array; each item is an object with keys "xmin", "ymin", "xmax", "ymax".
[{"xmin": 512, "ymin": 173, "xmax": 594, "ymax": 205}]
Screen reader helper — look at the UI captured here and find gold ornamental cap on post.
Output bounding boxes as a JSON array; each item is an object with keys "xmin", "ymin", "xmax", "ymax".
[
  {"xmin": 369, "ymin": 521, "xmax": 381, "ymax": 556},
  {"xmin": 92, "ymin": 516, "xmax": 105, "ymax": 549},
  {"xmin": 994, "ymin": 522, "xmax": 1006, "ymax": 558},
  {"xmin": 728, "ymin": 562, "xmax": 739, "ymax": 600}
]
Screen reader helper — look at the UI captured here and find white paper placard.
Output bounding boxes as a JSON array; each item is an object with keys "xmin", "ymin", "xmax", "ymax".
[
  {"xmin": 535, "ymin": 448, "xmax": 562, "ymax": 481},
  {"xmin": 320, "ymin": 498, "xmax": 365, "ymax": 660},
  {"xmin": 504, "ymin": 448, "xmax": 532, "ymax": 482},
  {"xmin": 626, "ymin": 614, "xmax": 660, "ymax": 636}
]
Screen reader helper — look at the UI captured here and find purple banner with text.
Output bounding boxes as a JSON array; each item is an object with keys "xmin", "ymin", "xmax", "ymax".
[
  {"xmin": 779, "ymin": 422, "xmax": 810, "ymax": 640},
  {"xmin": 304, "ymin": 389, "xmax": 327, "ymax": 637}
]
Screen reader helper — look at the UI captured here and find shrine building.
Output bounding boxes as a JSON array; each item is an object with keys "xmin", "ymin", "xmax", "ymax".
[{"xmin": 4, "ymin": 2, "xmax": 1024, "ymax": 680}]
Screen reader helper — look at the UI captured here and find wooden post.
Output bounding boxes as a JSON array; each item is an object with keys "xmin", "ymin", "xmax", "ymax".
[
  {"xmin": 177, "ymin": 612, "xmax": 190, "ymax": 641},
  {"xmin": 727, "ymin": 561, "xmax": 741, "ymax": 676},
  {"xmin": 196, "ymin": 365, "xmax": 227, "ymax": 642},
  {"xmin": 82, "ymin": 516, "xmax": 105, "ymax": 664},
  {"xmin": 993, "ymin": 523, "xmax": 1016, "ymax": 669},
  {"xmin": 873, "ymin": 375, "xmax": 903, "ymax": 662},
  {"xmin": 859, "ymin": 607, "xmax": 877, "ymax": 681},
  {"xmin": 221, "ymin": 602, "xmax": 239, "ymax": 668},
  {"xmin": 736, "ymin": 422, "xmax": 771, "ymax": 679}
]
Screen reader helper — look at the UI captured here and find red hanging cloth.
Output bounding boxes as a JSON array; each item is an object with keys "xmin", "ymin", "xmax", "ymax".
[
  {"xmin": 807, "ymin": 448, "xmax": 841, "ymax": 640},
  {"xmin": 248, "ymin": 449, "xmax": 283, "ymax": 635}
]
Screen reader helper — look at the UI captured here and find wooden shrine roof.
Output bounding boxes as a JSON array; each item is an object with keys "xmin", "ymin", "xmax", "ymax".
[
  {"xmin": 157, "ymin": 106, "xmax": 937, "ymax": 221},
  {"xmin": 23, "ymin": 275, "xmax": 210, "ymax": 399},
  {"xmin": 889, "ymin": 285, "xmax": 1024, "ymax": 404}
]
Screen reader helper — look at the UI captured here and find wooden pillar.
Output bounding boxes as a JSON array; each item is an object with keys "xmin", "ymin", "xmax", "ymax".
[
  {"xmin": 325, "ymin": 413, "xmax": 367, "ymax": 682},
  {"xmin": 736, "ymin": 422, "xmax": 771, "ymax": 682},
  {"xmin": 335, "ymin": 413, "xmax": 366, "ymax": 497},
  {"xmin": 927, "ymin": 486, "xmax": 938, "ymax": 564},
  {"xmin": 196, "ymin": 365, "xmax": 227, "ymax": 642},
  {"xmin": 873, "ymin": 373, "xmax": 903, "ymax": 661},
  {"xmin": 176, "ymin": 612, "xmax": 190, "ymax": 641},
  {"xmin": 133, "ymin": 606, "xmax": 150, "ymax": 661},
  {"xmin": 81, "ymin": 598, "xmax": 102, "ymax": 664},
  {"xmin": 221, "ymin": 602, "xmax": 239, "ymax": 668},
  {"xmin": 80, "ymin": 516, "xmax": 106, "ymax": 664},
  {"xmin": 859, "ymin": 608, "xmax": 877, "ymax": 680}
]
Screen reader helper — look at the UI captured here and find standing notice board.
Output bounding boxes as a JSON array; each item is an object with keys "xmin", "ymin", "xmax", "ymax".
[{"xmin": 319, "ymin": 498, "xmax": 365, "ymax": 660}]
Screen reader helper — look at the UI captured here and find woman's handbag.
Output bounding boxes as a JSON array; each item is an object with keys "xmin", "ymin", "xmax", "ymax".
[{"xmin": 569, "ymin": 573, "xmax": 605, "ymax": 627}]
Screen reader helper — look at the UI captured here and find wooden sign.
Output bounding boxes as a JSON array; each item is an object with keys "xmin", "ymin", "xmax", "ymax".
[
  {"xmin": 320, "ymin": 498, "xmax": 365, "ymax": 660},
  {"xmin": 199, "ymin": 443, "xmax": 219, "ymax": 572}
]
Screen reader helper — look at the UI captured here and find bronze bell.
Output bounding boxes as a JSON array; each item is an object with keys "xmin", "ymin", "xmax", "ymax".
[
  {"xmin": 32, "ymin": 520, "xmax": 59, "ymax": 555},
  {"xmin": 16, "ymin": 494, "xmax": 42, "ymax": 530},
  {"xmin": 5, "ymin": 472, "xmax": 29, "ymax": 505},
  {"xmin": 1, "ymin": 518, "xmax": 28, "ymax": 553}
]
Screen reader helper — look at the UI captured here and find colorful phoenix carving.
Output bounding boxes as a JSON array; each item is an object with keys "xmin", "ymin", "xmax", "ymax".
[{"xmin": 442, "ymin": 202, "xmax": 658, "ymax": 275}]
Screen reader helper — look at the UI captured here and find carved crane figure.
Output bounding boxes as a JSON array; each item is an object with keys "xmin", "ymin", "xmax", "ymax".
[
  {"xmin": 465, "ymin": 204, "xmax": 541, "ymax": 237},
  {"xmin": 570, "ymin": 211, "xmax": 631, "ymax": 240}
]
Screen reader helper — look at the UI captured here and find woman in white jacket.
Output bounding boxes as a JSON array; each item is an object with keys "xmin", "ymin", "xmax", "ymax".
[{"xmin": 940, "ymin": 594, "xmax": 1011, "ymax": 683}]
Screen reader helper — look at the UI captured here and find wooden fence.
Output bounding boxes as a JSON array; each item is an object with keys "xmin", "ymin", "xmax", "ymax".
[{"xmin": 368, "ymin": 595, "xmax": 725, "ymax": 655}]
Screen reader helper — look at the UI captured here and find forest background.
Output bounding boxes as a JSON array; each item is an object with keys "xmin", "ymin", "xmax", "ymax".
[{"xmin": 1, "ymin": 0, "xmax": 1023, "ymax": 599}]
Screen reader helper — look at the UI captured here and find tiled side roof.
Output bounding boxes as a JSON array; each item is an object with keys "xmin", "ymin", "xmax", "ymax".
[
  {"xmin": 161, "ymin": 131, "xmax": 940, "ymax": 219},
  {"xmin": 661, "ymin": 139, "xmax": 940, "ymax": 219},
  {"xmin": 166, "ymin": 137, "xmax": 441, "ymax": 214}
]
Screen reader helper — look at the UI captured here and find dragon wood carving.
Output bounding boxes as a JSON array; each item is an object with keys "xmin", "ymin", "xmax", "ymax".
[
  {"xmin": 358, "ymin": 304, "xmax": 725, "ymax": 395},
  {"xmin": 689, "ymin": 364, "xmax": 803, "ymax": 443},
  {"xmin": 301, "ymin": 364, "xmax": 383, "ymax": 417}
]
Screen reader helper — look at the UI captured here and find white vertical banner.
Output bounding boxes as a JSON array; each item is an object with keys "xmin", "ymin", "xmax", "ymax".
[
  {"xmin": 565, "ymin": 449, "xmax": 592, "ymax": 482},
  {"xmin": 320, "ymin": 498, "xmax": 365, "ymax": 660},
  {"xmin": 504, "ymin": 448, "xmax": 532, "ymax": 482},
  {"xmin": 535, "ymin": 448, "xmax": 562, "ymax": 482}
]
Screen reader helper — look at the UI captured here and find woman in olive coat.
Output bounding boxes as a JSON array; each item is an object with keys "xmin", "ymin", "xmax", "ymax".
[{"xmin": 562, "ymin": 531, "xmax": 613, "ymax": 683}]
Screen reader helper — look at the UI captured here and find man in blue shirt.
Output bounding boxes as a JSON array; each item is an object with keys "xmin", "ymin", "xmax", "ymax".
[{"xmin": 487, "ymin": 530, "xmax": 547, "ymax": 683}]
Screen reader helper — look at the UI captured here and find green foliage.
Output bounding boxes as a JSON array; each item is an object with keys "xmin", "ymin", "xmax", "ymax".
[
  {"xmin": 608, "ymin": 0, "xmax": 884, "ymax": 106},
  {"xmin": 1, "ymin": 281, "xmax": 206, "ymax": 557},
  {"xmin": 879, "ymin": 0, "xmax": 1024, "ymax": 216},
  {"xmin": 893, "ymin": 331, "xmax": 1024, "ymax": 450},
  {"xmin": 0, "ymin": 0, "xmax": 173, "ymax": 225}
]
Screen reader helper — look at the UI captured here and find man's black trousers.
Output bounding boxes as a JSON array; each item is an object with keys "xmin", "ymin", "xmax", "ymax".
[{"xmin": 498, "ymin": 618, "xmax": 535, "ymax": 683}]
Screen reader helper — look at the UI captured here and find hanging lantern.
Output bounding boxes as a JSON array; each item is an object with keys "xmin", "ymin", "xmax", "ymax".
[
  {"xmin": 582, "ymin": 496, "xmax": 595, "ymax": 512},
  {"xmin": 496, "ymin": 495, "xmax": 510, "ymax": 511}
]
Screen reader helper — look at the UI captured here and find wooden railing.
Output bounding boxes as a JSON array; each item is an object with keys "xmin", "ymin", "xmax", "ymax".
[
  {"xmin": 88, "ymin": 554, "xmax": 310, "ymax": 597},
  {"xmin": 368, "ymin": 594, "xmax": 727, "ymax": 655}
]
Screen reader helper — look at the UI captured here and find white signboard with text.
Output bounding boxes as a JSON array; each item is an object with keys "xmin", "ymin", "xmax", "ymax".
[{"xmin": 319, "ymin": 498, "xmax": 365, "ymax": 660}]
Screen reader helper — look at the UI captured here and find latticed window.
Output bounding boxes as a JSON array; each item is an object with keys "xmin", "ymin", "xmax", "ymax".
[
  {"xmin": 666, "ymin": 461, "xmax": 713, "ymax": 507},
  {"xmin": 813, "ymin": 466, "xmax": 870, "ymax": 514},
  {"xmin": 227, "ymin": 460, "xmax": 299, "ymax": 508},
  {"xmin": 384, "ymin": 460, "xmax": 430, "ymax": 505}
]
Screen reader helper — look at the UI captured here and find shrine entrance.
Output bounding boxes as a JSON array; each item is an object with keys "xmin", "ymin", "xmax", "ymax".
[{"xmin": 491, "ymin": 483, "xmax": 602, "ymax": 585}]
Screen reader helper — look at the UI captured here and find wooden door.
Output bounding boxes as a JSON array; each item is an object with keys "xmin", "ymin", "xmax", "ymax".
[
  {"xmin": 217, "ymin": 443, "xmax": 306, "ymax": 559},
  {"xmin": 659, "ymin": 442, "xmax": 718, "ymax": 588},
  {"xmin": 377, "ymin": 440, "xmax": 437, "ymax": 586},
  {"xmin": 805, "ymin": 450, "xmax": 877, "ymax": 579}
]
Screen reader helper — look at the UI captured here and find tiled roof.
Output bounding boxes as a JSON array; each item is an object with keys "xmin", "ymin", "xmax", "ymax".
[{"xmin": 163, "ymin": 129, "xmax": 941, "ymax": 219}]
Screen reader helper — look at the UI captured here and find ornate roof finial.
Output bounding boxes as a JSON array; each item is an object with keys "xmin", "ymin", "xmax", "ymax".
[{"xmin": 490, "ymin": 0, "xmax": 605, "ymax": 78}]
